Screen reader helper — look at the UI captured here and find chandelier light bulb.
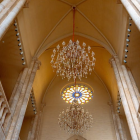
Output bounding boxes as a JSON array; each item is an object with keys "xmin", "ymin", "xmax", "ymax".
[
  {"xmin": 15, "ymin": 28, "xmax": 18, "ymax": 31},
  {"xmin": 117, "ymin": 110, "xmax": 120, "ymax": 113},
  {"xmin": 22, "ymin": 62, "xmax": 26, "ymax": 65},
  {"xmin": 18, "ymin": 43, "xmax": 21, "ymax": 46},
  {"xmin": 126, "ymin": 39, "xmax": 130, "ymax": 42},
  {"xmin": 124, "ymin": 60, "xmax": 127, "ymax": 63},
  {"xmin": 20, "ymin": 51, "xmax": 23, "ymax": 55},
  {"xmin": 125, "ymin": 55, "xmax": 127, "ymax": 58},
  {"xmin": 16, "ymin": 33, "xmax": 19, "ymax": 36},
  {"xmin": 125, "ymin": 49, "xmax": 128, "ymax": 52}
]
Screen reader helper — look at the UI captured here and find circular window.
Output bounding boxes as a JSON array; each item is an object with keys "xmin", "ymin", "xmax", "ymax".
[{"xmin": 61, "ymin": 84, "xmax": 93, "ymax": 104}]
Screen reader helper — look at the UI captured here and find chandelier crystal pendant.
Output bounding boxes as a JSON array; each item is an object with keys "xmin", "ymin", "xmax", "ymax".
[
  {"xmin": 50, "ymin": 7, "xmax": 96, "ymax": 81},
  {"xmin": 58, "ymin": 100, "xmax": 93, "ymax": 135}
]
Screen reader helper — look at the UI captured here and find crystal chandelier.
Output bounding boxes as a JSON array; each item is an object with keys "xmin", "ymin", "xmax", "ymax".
[
  {"xmin": 58, "ymin": 100, "xmax": 93, "ymax": 135},
  {"xmin": 50, "ymin": 7, "xmax": 96, "ymax": 81}
]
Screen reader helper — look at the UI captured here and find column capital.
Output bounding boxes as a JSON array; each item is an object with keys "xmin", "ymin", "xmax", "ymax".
[
  {"xmin": 32, "ymin": 58, "xmax": 41, "ymax": 70},
  {"xmin": 109, "ymin": 55, "xmax": 117, "ymax": 67},
  {"xmin": 35, "ymin": 60, "xmax": 41, "ymax": 70}
]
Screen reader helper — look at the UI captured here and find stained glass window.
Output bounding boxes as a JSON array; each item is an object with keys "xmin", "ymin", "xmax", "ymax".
[{"xmin": 61, "ymin": 84, "xmax": 93, "ymax": 104}]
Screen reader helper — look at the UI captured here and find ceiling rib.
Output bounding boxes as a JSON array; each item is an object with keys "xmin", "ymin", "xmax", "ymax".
[
  {"xmin": 77, "ymin": 8, "xmax": 116, "ymax": 55},
  {"xmin": 59, "ymin": 0, "xmax": 73, "ymax": 6},
  {"xmin": 76, "ymin": 0, "xmax": 87, "ymax": 6},
  {"xmin": 35, "ymin": 8, "xmax": 72, "ymax": 56}
]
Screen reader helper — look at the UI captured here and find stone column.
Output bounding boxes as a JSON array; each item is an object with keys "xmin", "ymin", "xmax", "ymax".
[
  {"xmin": 0, "ymin": 0, "xmax": 13, "ymax": 12},
  {"xmin": 114, "ymin": 56, "xmax": 140, "ymax": 139},
  {"xmin": 30, "ymin": 114, "xmax": 39, "ymax": 140},
  {"xmin": 109, "ymin": 102, "xmax": 121, "ymax": 140},
  {"xmin": 120, "ymin": 117, "xmax": 128, "ymax": 140},
  {"xmin": 122, "ymin": 65, "xmax": 139, "ymax": 112},
  {"xmin": 115, "ymin": 113, "xmax": 126, "ymax": 140},
  {"xmin": 35, "ymin": 111, "xmax": 42, "ymax": 140},
  {"xmin": 111, "ymin": 58, "xmax": 139, "ymax": 140},
  {"xmin": 11, "ymin": 60, "xmax": 41, "ymax": 140},
  {"xmin": 128, "ymin": 70, "xmax": 140, "ymax": 103},
  {"xmin": 0, "ymin": 0, "xmax": 26, "ymax": 40},
  {"xmin": 120, "ymin": 0, "xmax": 140, "ymax": 31},
  {"xmin": 10, "ymin": 68, "xmax": 28, "ymax": 117},
  {"xmin": 127, "ymin": 70, "xmax": 140, "ymax": 123},
  {"xmin": 6, "ymin": 61, "xmax": 35, "ymax": 140},
  {"xmin": 9, "ymin": 72, "xmax": 23, "ymax": 107}
]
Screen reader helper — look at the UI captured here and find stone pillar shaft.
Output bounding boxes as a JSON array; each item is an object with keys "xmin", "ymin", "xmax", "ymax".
[
  {"xmin": 114, "ymin": 57, "xmax": 140, "ymax": 139},
  {"xmin": 122, "ymin": 65, "xmax": 139, "ymax": 112},
  {"xmin": 120, "ymin": 0, "xmax": 140, "ymax": 31},
  {"xmin": 0, "ymin": 0, "xmax": 26, "ymax": 40},
  {"xmin": 109, "ymin": 103, "xmax": 121, "ymax": 140},
  {"xmin": 115, "ymin": 113, "xmax": 126, "ymax": 140},
  {"xmin": 10, "ymin": 68, "xmax": 28, "ymax": 117},
  {"xmin": 35, "ymin": 112, "xmax": 42, "ymax": 140},
  {"xmin": 0, "ymin": 0, "xmax": 13, "ymax": 12},
  {"xmin": 6, "ymin": 61, "xmax": 35, "ymax": 140},
  {"xmin": 9, "ymin": 72, "xmax": 23, "ymax": 107},
  {"xmin": 111, "ymin": 59, "xmax": 139, "ymax": 140},
  {"xmin": 30, "ymin": 115, "xmax": 39, "ymax": 140},
  {"xmin": 128, "ymin": 70, "xmax": 140, "ymax": 103},
  {"xmin": 11, "ymin": 60, "xmax": 40, "ymax": 140}
]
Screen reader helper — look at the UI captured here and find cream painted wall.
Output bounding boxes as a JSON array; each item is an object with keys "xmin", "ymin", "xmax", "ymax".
[{"xmin": 39, "ymin": 73, "xmax": 116, "ymax": 140}]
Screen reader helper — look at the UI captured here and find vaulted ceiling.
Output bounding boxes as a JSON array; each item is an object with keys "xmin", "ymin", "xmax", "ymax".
[
  {"xmin": 17, "ymin": 0, "xmax": 128, "ymax": 65},
  {"xmin": 1, "ymin": 0, "xmax": 140, "ymax": 119},
  {"xmin": 16, "ymin": 0, "xmax": 130, "ymax": 117}
]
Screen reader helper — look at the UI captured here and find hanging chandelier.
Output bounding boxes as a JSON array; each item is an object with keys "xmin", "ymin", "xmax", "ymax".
[
  {"xmin": 58, "ymin": 100, "xmax": 93, "ymax": 135},
  {"xmin": 50, "ymin": 7, "xmax": 96, "ymax": 81}
]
